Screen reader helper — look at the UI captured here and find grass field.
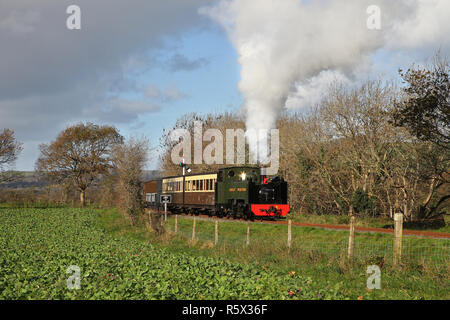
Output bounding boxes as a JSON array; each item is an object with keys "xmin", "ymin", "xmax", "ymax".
[
  {"xmin": 288, "ymin": 212, "xmax": 450, "ymax": 233},
  {"xmin": 1, "ymin": 207, "xmax": 449, "ymax": 300},
  {"xmin": 101, "ymin": 210, "xmax": 450, "ymax": 300}
]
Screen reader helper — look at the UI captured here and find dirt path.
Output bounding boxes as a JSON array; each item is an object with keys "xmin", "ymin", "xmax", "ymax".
[
  {"xmin": 265, "ymin": 220, "xmax": 450, "ymax": 239},
  {"xmin": 154, "ymin": 210, "xmax": 450, "ymax": 240}
]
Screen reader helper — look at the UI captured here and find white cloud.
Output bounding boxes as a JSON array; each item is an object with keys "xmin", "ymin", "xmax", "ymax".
[
  {"xmin": 285, "ymin": 70, "xmax": 352, "ymax": 110},
  {"xmin": 0, "ymin": 10, "xmax": 40, "ymax": 34},
  {"xmin": 201, "ymin": 0, "xmax": 450, "ymax": 160},
  {"xmin": 143, "ymin": 83, "xmax": 189, "ymax": 102},
  {"xmin": 0, "ymin": 0, "xmax": 210, "ymax": 169}
]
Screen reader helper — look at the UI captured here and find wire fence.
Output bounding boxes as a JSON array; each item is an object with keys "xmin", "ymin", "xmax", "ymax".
[{"xmin": 159, "ymin": 214, "xmax": 450, "ymax": 268}]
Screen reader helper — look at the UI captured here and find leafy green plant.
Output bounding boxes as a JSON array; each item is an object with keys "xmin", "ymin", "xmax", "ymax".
[{"xmin": 0, "ymin": 208, "xmax": 341, "ymax": 300}]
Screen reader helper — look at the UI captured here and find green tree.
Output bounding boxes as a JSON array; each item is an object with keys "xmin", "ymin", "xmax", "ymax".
[
  {"xmin": 393, "ymin": 55, "xmax": 449, "ymax": 149},
  {"xmin": 392, "ymin": 55, "xmax": 449, "ymax": 221}
]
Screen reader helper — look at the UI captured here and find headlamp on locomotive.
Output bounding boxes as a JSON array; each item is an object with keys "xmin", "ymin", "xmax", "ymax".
[{"xmin": 215, "ymin": 166, "xmax": 289, "ymax": 219}]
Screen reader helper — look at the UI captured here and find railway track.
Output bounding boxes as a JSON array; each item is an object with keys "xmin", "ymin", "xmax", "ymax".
[{"xmin": 147, "ymin": 209, "xmax": 450, "ymax": 240}]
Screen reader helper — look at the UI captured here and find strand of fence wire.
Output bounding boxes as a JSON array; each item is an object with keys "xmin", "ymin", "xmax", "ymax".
[{"xmin": 163, "ymin": 214, "xmax": 449, "ymax": 267}]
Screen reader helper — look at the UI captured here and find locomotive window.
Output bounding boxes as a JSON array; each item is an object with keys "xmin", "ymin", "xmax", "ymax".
[{"xmin": 228, "ymin": 170, "xmax": 235, "ymax": 177}]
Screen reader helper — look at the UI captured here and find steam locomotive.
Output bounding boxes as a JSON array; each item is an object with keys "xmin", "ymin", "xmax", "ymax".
[{"xmin": 143, "ymin": 166, "xmax": 289, "ymax": 220}]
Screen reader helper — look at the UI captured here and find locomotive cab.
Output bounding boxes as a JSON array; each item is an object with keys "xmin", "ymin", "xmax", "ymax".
[{"xmin": 215, "ymin": 166, "xmax": 289, "ymax": 220}]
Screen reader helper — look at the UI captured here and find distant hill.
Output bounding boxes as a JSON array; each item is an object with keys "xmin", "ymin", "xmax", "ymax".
[
  {"xmin": 0, "ymin": 172, "xmax": 49, "ymax": 189},
  {"xmin": 0, "ymin": 170, "xmax": 164, "ymax": 189}
]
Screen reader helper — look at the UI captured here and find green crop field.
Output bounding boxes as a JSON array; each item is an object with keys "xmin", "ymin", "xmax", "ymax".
[
  {"xmin": 0, "ymin": 208, "xmax": 345, "ymax": 300},
  {"xmin": 1, "ymin": 207, "xmax": 448, "ymax": 300}
]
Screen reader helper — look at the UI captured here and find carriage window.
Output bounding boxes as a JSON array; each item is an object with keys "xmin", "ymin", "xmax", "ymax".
[{"xmin": 200, "ymin": 180, "xmax": 203, "ymax": 191}]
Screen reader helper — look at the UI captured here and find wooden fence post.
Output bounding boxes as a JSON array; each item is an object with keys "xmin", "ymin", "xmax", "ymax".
[
  {"xmin": 348, "ymin": 213, "xmax": 355, "ymax": 260},
  {"xmin": 246, "ymin": 223, "xmax": 250, "ymax": 246},
  {"xmin": 287, "ymin": 219, "xmax": 292, "ymax": 250},
  {"xmin": 192, "ymin": 216, "xmax": 196, "ymax": 241},
  {"xmin": 148, "ymin": 209, "xmax": 152, "ymax": 229},
  {"xmin": 215, "ymin": 220, "xmax": 218, "ymax": 246},
  {"xmin": 394, "ymin": 213, "xmax": 403, "ymax": 266},
  {"xmin": 175, "ymin": 214, "xmax": 178, "ymax": 233}
]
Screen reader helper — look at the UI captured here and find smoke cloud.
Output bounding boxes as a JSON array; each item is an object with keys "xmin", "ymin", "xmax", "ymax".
[{"xmin": 200, "ymin": 0, "xmax": 450, "ymax": 162}]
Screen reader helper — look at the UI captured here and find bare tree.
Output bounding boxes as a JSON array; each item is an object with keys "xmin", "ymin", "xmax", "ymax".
[
  {"xmin": 0, "ymin": 129, "xmax": 23, "ymax": 182},
  {"xmin": 113, "ymin": 137, "xmax": 150, "ymax": 225}
]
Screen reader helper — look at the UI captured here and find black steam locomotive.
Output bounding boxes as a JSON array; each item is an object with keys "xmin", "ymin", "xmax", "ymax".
[{"xmin": 143, "ymin": 166, "xmax": 289, "ymax": 220}]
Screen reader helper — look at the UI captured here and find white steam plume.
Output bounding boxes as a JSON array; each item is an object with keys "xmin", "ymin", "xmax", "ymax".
[{"xmin": 200, "ymin": 0, "xmax": 450, "ymax": 162}]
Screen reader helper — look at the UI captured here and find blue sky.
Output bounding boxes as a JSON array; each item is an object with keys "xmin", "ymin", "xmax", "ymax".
[
  {"xmin": 117, "ymin": 27, "xmax": 243, "ymax": 169},
  {"xmin": 1, "ymin": 0, "xmax": 448, "ymax": 171}
]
